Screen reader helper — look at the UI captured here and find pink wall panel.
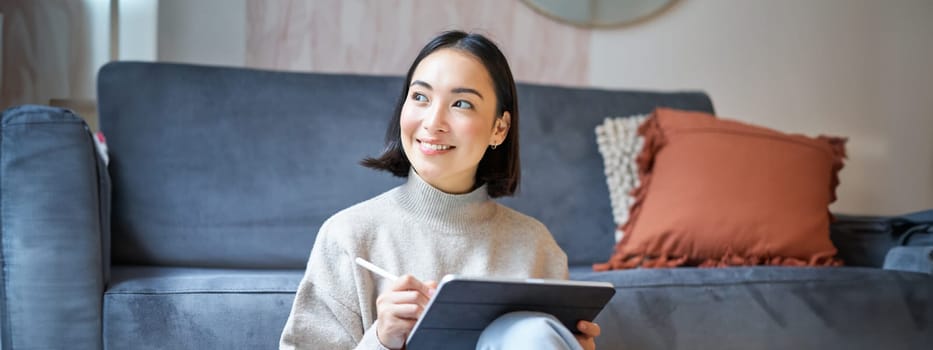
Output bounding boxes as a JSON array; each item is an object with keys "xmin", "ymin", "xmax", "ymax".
[
  {"xmin": 246, "ymin": 0, "xmax": 589, "ymax": 86},
  {"xmin": 0, "ymin": 0, "xmax": 92, "ymax": 109}
]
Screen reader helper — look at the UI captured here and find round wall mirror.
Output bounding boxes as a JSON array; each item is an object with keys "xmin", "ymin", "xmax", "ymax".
[{"xmin": 522, "ymin": 0, "xmax": 679, "ymax": 28}]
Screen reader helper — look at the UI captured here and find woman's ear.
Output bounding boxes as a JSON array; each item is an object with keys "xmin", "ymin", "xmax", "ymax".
[{"xmin": 494, "ymin": 111, "xmax": 511, "ymax": 141}]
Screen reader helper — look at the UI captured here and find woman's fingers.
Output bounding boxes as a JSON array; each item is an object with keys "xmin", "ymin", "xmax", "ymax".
[
  {"xmin": 377, "ymin": 275, "xmax": 435, "ymax": 322},
  {"xmin": 575, "ymin": 334, "xmax": 596, "ymax": 350},
  {"xmin": 577, "ymin": 320, "xmax": 601, "ymax": 337},
  {"xmin": 375, "ymin": 276, "xmax": 435, "ymax": 349},
  {"xmin": 380, "ymin": 291, "xmax": 428, "ymax": 314},
  {"xmin": 378, "ymin": 290, "xmax": 430, "ymax": 308},
  {"xmin": 392, "ymin": 274, "xmax": 433, "ymax": 298},
  {"xmin": 383, "ymin": 301, "xmax": 427, "ymax": 320},
  {"xmin": 574, "ymin": 321, "xmax": 600, "ymax": 350},
  {"xmin": 424, "ymin": 280, "xmax": 438, "ymax": 296}
]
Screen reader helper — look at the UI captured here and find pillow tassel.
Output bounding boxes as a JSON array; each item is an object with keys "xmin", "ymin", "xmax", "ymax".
[
  {"xmin": 696, "ymin": 251, "xmax": 843, "ymax": 268},
  {"xmin": 619, "ymin": 112, "xmax": 666, "ymax": 237},
  {"xmin": 820, "ymin": 135, "xmax": 848, "ymax": 224}
]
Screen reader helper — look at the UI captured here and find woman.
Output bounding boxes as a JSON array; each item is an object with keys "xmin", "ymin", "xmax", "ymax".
[{"xmin": 280, "ymin": 30, "xmax": 601, "ymax": 350}]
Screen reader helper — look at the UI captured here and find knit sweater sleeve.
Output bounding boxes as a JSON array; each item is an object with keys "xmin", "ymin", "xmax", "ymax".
[
  {"xmin": 279, "ymin": 218, "xmax": 389, "ymax": 350},
  {"xmin": 537, "ymin": 222, "xmax": 570, "ymax": 280}
]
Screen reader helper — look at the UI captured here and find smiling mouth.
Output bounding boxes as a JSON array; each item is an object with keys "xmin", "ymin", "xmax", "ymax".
[{"xmin": 418, "ymin": 140, "xmax": 455, "ymax": 151}]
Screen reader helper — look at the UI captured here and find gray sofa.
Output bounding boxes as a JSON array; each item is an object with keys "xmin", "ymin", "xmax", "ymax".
[{"xmin": 2, "ymin": 61, "xmax": 932, "ymax": 350}]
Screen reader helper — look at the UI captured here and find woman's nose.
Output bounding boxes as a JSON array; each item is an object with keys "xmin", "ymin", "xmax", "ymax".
[{"xmin": 422, "ymin": 106, "xmax": 449, "ymax": 133}]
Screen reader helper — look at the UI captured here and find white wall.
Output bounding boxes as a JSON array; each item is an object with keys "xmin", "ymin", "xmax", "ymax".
[
  {"xmin": 84, "ymin": 0, "xmax": 111, "ymax": 83},
  {"xmin": 118, "ymin": 0, "xmax": 158, "ymax": 61},
  {"xmin": 589, "ymin": 0, "xmax": 933, "ymax": 215},
  {"xmin": 874, "ymin": 1, "xmax": 933, "ymax": 216},
  {"xmin": 157, "ymin": 0, "xmax": 245, "ymax": 66}
]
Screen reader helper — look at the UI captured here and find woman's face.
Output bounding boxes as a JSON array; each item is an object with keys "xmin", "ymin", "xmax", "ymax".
[{"xmin": 400, "ymin": 48, "xmax": 510, "ymax": 194}]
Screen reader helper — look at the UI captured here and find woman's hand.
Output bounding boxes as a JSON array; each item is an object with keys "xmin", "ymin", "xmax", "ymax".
[
  {"xmin": 375, "ymin": 274, "xmax": 437, "ymax": 349},
  {"xmin": 575, "ymin": 320, "xmax": 601, "ymax": 350}
]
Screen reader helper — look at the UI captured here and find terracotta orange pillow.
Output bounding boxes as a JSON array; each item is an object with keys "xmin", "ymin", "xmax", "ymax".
[{"xmin": 594, "ymin": 108, "xmax": 846, "ymax": 270}]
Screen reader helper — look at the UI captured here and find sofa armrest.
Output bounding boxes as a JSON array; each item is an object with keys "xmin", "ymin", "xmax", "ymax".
[
  {"xmin": 1, "ymin": 105, "xmax": 110, "ymax": 349},
  {"xmin": 831, "ymin": 212, "xmax": 933, "ymax": 268},
  {"xmin": 884, "ymin": 246, "xmax": 933, "ymax": 275},
  {"xmin": 830, "ymin": 214, "xmax": 899, "ymax": 267}
]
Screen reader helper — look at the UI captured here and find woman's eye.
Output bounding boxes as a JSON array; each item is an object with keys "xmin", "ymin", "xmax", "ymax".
[
  {"xmin": 411, "ymin": 93, "xmax": 428, "ymax": 102},
  {"xmin": 453, "ymin": 100, "xmax": 473, "ymax": 109}
]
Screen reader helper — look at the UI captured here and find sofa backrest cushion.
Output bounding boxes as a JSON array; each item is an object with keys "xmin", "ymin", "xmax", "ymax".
[{"xmin": 98, "ymin": 62, "xmax": 713, "ymax": 268}]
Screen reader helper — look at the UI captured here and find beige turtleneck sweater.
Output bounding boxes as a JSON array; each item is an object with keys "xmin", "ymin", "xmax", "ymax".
[{"xmin": 279, "ymin": 171, "xmax": 569, "ymax": 349}]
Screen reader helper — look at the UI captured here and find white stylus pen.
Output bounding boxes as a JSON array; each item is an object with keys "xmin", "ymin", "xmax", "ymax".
[{"xmin": 355, "ymin": 257, "xmax": 399, "ymax": 281}]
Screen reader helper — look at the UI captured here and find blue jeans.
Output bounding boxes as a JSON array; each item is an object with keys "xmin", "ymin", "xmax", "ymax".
[{"xmin": 475, "ymin": 311, "xmax": 584, "ymax": 350}]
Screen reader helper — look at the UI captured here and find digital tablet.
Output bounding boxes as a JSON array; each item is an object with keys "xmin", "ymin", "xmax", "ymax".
[{"xmin": 405, "ymin": 274, "xmax": 616, "ymax": 350}]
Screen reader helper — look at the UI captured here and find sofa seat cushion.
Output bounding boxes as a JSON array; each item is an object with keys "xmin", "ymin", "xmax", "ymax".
[
  {"xmin": 104, "ymin": 266, "xmax": 302, "ymax": 349},
  {"xmin": 570, "ymin": 266, "xmax": 933, "ymax": 350}
]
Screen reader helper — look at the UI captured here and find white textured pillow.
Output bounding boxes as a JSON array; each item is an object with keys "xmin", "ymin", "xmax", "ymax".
[{"xmin": 595, "ymin": 114, "xmax": 649, "ymax": 243}]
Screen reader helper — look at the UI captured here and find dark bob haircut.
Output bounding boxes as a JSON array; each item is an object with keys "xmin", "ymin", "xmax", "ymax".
[{"xmin": 361, "ymin": 30, "xmax": 520, "ymax": 198}]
